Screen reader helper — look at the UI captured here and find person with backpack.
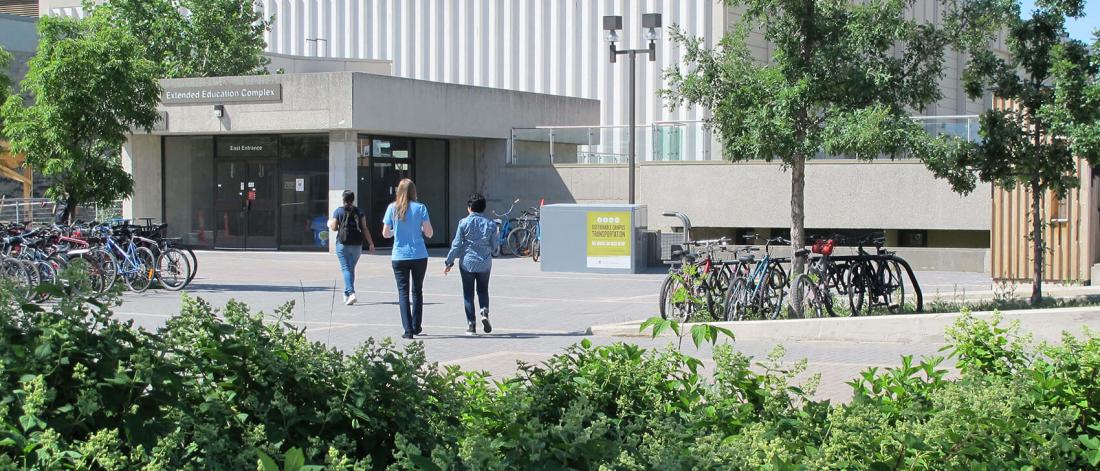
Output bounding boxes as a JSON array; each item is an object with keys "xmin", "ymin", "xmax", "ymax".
[{"xmin": 328, "ymin": 190, "xmax": 375, "ymax": 305}]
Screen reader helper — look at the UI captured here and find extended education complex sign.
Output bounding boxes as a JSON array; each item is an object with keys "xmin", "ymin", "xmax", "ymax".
[{"xmin": 162, "ymin": 84, "xmax": 282, "ymax": 105}]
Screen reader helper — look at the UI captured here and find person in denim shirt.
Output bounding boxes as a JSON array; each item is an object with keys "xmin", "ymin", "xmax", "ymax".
[{"xmin": 444, "ymin": 193, "xmax": 499, "ymax": 335}]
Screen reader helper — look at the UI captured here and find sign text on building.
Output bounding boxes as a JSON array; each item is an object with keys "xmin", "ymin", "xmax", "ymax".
[
  {"xmin": 162, "ymin": 84, "xmax": 283, "ymax": 105},
  {"xmin": 586, "ymin": 211, "xmax": 632, "ymax": 269}
]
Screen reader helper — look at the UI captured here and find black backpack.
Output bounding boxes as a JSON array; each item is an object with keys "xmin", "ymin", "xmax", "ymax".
[{"xmin": 337, "ymin": 206, "xmax": 364, "ymax": 245}]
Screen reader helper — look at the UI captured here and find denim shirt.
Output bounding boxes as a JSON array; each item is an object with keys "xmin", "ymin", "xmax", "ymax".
[{"xmin": 445, "ymin": 212, "xmax": 499, "ymax": 273}]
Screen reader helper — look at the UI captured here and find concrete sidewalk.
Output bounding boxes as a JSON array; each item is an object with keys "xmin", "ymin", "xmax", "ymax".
[{"xmin": 589, "ymin": 306, "xmax": 1100, "ymax": 344}]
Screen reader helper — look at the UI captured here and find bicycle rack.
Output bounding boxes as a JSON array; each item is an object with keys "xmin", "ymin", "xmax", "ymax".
[{"xmin": 662, "ymin": 211, "xmax": 693, "ymax": 244}]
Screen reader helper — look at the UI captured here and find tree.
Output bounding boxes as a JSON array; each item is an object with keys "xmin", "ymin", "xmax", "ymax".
[
  {"xmin": 92, "ymin": 0, "xmax": 271, "ymax": 78},
  {"xmin": 663, "ymin": 0, "xmax": 1001, "ymax": 313},
  {"xmin": 1, "ymin": 12, "xmax": 161, "ymax": 223},
  {"xmin": 923, "ymin": 4, "xmax": 1099, "ymax": 304}
]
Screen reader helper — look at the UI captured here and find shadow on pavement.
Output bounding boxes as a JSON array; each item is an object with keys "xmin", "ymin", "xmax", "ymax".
[
  {"xmin": 185, "ymin": 283, "xmax": 334, "ymax": 294},
  {"xmin": 418, "ymin": 331, "xmax": 589, "ymax": 340}
]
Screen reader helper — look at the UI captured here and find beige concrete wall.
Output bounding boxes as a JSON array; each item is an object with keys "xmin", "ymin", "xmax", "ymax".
[
  {"xmin": 478, "ymin": 160, "xmax": 990, "ymax": 233},
  {"xmin": 121, "ymin": 134, "xmax": 162, "ymax": 220},
  {"xmin": 351, "ymin": 74, "xmax": 598, "ymax": 140},
  {"xmin": 156, "ymin": 73, "xmax": 355, "ymax": 135}
]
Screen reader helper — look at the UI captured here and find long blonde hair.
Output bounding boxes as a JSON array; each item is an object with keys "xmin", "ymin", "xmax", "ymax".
[{"xmin": 394, "ymin": 178, "xmax": 417, "ymax": 221}]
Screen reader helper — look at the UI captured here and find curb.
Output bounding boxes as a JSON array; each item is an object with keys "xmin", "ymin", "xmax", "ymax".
[{"xmin": 588, "ymin": 306, "xmax": 1100, "ymax": 344}]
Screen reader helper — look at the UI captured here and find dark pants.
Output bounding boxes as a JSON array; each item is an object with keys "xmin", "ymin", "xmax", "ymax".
[
  {"xmin": 459, "ymin": 267, "xmax": 491, "ymax": 325},
  {"xmin": 392, "ymin": 258, "xmax": 428, "ymax": 335}
]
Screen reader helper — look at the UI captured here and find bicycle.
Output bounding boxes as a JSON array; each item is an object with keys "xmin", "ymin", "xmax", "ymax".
[
  {"xmin": 94, "ymin": 224, "xmax": 157, "ymax": 293},
  {"xmin": 506, "ymin": 206, "xmax": 540, "ymax": 257},
  {"xmin": 491, "ymin": 199, "xmax": 520, "ymax": 257},
  {"xmin": 789, "ymin": 236, "xmax": 839, "ymax": 318},
  {"xmin": 658, "ymin": 240, "xmax": 731, "ymax": 322},
  {"xmin": 723, "ymin": 236, "xmax": 790, "ymax": 321},
  {"xmin": 846, "ymin": 234, "xmax": 907, "ymax": 315}
]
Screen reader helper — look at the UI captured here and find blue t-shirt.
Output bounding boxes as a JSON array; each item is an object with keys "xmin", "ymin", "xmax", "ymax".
[{"xmin": 383, "ymin": 202, "xmax": 430, "ymax": 260}]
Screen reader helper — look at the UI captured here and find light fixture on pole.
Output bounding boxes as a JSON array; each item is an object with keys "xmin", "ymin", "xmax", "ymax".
[{"xmin": 603, "ymin": 12, "xmax": 661, "ymax": 205}]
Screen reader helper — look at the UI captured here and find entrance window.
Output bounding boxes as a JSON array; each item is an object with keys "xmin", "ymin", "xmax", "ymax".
[
  {"xmin": 163, "ymin": 136, "xmax": 214, "ymax": 248},
  {"xmin": 370, "ymin": 137, "xmax": 412, "ymax": 159},
  {"xmin": 279, "ymin": 134, "xmax": 329, "ymax": 250}
]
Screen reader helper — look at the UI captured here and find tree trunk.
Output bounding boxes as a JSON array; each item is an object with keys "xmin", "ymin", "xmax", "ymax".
[
  {"xmin": 62, "ymin": 196, "xmax": 77, "ymax": 225},
  {"xmin": 1030, "ymin": 182, "xmax": 1043, "ymax": 305},
  {"xmin": 789, "ymin": 154, "xmax": 807, "ymax": 316}
]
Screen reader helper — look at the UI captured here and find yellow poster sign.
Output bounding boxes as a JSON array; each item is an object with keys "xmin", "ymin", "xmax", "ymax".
[{"xmin": 587, "ymin": 211, "xmax": 631, "ymax": 268}]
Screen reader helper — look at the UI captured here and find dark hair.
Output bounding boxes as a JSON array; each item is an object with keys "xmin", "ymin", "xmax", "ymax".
[
  {"xmin": 342, "ymin": 190, "xmax": 355, "ymax": 207},
  {"xmin": 467, "ymin": 193, "xmax": 487, "ymax": 213}
]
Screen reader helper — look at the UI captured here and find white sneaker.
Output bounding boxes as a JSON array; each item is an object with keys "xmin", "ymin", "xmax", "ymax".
[
  {"xmin": 342, "ymin": 294, "xmax": 349, "ymax": 305},
  {"xmin": 480, "ymin": 307, "xmax": 492, "ymax": 333},
  {"xmin": 346, "ymin": 293, "xmax": 357, "ymax": 305}
]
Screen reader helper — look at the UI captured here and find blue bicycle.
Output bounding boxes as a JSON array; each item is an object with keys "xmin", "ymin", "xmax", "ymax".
[
  {"xmin": 723, "ymin": 236, "xmax": 790, "ymax": 321},
  {"xmin": 93, "ymin": 224, "xmax": 156, "ymax": 293},
  {"xmin": 491, "ymin": 199, "xmax": 520, "ymax": 257}
]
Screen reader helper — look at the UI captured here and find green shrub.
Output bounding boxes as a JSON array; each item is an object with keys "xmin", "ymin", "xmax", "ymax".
[{"xmin": 2, "ymin": 282, "xmax": 1099, "ymax": 469}]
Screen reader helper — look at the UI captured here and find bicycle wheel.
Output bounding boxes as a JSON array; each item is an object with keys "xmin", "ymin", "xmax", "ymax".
[
  {"xmin": 156, "ymin": 248, "xmax": 192, "ymax": 291},
  {"xmin": 184, "ymin": 247, "xmax": 198, "ymax": 285},
  {"xmin": 66, "ymin": 252, "xmax": 103, "ymax": 295},
  {"xmin": 88, "ymin": 248, "xmax": 118, "ymax": 294},
  {"xmin": 763, "ymin": 264, "xmax": 788, "ymax": 320},
  {"xmin": 659, "ymin": 274, "xmax": 692, "ymax": 322},
  {"xmin": 34, "ymin": 261, "xmax": 59, "ymax": 302},
  {"xmin": 791, "ymin": 275, "xmax": 827, "ymax": 319},
  {"xmin": 123, "ymin": 247, "xmax": 156, "ymax": 293},
  {"xmin": 883, "ymin": 260, "xmax": 907, "ymax": 313},
  {"xmin": 1, "ymin": 258, "xmax": 33, "ymax": 301},
  {"xmin": 846, "ymin": 261, "xmax": 873, "ymax": 316},
  {"xmin": 507, "ymin": 227, "xmax": 532, "ymax": 257},
  {"xmin": 724, "ymin": 278, "xmax": 752, "ymax": 321},
  {"xmin": 531, "ymin": 238, "xmax": 540, "ymax": 262}
]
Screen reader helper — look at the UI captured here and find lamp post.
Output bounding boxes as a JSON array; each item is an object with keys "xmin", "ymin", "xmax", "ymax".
[{"xmin": 603, "ymin": 13, "xmax": 661, "ymax": 205}]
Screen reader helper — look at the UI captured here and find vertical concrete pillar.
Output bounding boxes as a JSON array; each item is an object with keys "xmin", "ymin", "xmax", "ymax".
[
  {"xmin": 328, "ymin": 130, "xmax": 357, "ymax": 252},
  {"xmin": 121, "ymin": 134, "xmax": 163, "ymax": 221}
]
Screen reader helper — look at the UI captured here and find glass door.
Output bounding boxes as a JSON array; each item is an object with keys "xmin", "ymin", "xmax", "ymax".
[
  {"xmin": 368, "ymin": 160, "xmax": 413, "ymax": 247},
  {"xmin": 214, "ymin": 160, "xmax": 278, "ymax": 249}
]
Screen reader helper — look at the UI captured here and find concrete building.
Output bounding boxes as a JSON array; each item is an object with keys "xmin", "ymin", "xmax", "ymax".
[
  {"xmin": 0, "ymin": 12, "xmax": 36, "ymax": 92},
  {"xmin": 129, "ymin": 71, "xmax": 597, "ymax": 251},
  {"xmin": 37, "ymin": 0, "xmax": 1011, "ymax": 271}
]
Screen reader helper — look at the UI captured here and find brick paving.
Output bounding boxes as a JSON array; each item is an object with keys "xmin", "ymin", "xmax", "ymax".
[{"xmin": 117, "ymin": 250, "xmax": 986, "ymax": 401}]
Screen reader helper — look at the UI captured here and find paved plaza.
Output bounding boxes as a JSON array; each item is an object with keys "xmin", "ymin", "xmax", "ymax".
[{"xmin": 115, "ymin": 250, "xmax": 1004, "ymax": 401}]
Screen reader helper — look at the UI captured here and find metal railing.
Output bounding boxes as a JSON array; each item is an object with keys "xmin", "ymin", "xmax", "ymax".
[
  {"xmin": 510, "ymin": 115, "xmax": 980, "ymax": 165},
  {"xmin": 0, "ymin": 197, "xmax": 124, "ymax": 226}
]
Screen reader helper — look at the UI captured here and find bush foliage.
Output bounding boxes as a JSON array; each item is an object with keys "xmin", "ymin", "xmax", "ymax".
[{"xmin": 1, "ymin": 283, "xmax": 1098, "ymax": 469}]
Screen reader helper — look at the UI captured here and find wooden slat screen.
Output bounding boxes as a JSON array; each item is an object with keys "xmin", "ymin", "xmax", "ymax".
[{"xmin": 989, "ymin": 97, "xmax": 1094, "ymax": 283}]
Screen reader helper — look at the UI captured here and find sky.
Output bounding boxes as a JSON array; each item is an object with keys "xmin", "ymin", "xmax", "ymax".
[{"xmin": 1019, "ymin": 0, "xmax": 1099, "ymax": 43}]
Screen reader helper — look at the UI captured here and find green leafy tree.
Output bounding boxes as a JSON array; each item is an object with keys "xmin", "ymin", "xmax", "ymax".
[
  {"xmin": 0, "ymin": 12, "xmax": 161, "ymax": 222},
  {"xmin": 923, "ymin": 4, "xmax": 1099, "ymax": 304},
  {"xmin": 664, "ymin": 0, "xmax": 1002, "ymax": 312},
  {"xmin": 92, "ymin": 0, "xmax": 271, "ymax": 78}
]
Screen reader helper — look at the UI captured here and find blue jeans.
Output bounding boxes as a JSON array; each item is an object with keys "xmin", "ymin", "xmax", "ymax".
[
  {"xmin": 335, "ymin": 242, "xmax": 362, "ymax": 296},
  {"xmin": 392, "ymin": 258, "xmax": 428, "ymax": 335},
  {"xmin": 459, "ymin": 267, "xmax": 490, "ymax": 325}
]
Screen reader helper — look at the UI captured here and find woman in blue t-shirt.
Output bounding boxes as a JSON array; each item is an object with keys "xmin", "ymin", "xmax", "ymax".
[{"xmin": 382, "ymin": 178, "xmax": 434, "ymax": 339}]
